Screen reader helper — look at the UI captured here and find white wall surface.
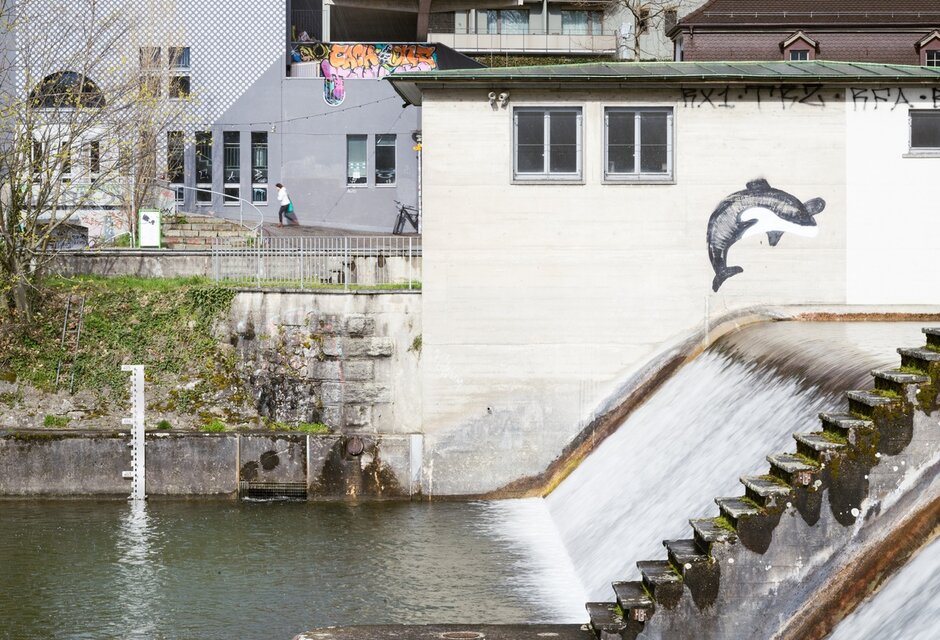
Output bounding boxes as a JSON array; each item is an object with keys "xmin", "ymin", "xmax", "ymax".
[
  {"xmin": 420, "ymin": 84, "xmax": 870, "ymax": 494},
  {"xmin": 846, "ymin": 88, "xmax": 940, "ymax": 304}
]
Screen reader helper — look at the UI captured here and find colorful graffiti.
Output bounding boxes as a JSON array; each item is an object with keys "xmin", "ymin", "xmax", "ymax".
[{"xmin": 294, "ymin": 42, "xmax": 438, "ymax": 106}]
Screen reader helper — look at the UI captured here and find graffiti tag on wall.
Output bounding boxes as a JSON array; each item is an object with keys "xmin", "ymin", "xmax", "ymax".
[
  {"xmin": 706, "ymin": 178, "xmax": 826, "ymax": 292},
  {"xmin": 681, "ymin": 86, "xmax": 940, "ymax": 110},
  {"xmin": 295, "ymin": 42, "xmax": 438, "ymax": 106}
]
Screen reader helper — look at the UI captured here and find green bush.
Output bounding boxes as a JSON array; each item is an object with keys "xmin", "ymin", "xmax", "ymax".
[{"xmin": 156, "ymin": 419, "xmax": 172, "ymax": 430}]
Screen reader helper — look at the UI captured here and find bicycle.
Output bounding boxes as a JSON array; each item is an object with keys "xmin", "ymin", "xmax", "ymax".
[{"xmin": 393, "ymin": 200, "xmax": 419, "ymax": 235}]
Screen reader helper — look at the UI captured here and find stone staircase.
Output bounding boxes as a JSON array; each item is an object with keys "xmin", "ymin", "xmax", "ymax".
[
  {"xmin": 162, "ymin": 213, "xmax": 254, "ymax": 250},
  {"xmin": 587, "ymin": 327, "xmax": 940, "ymax": 640}
]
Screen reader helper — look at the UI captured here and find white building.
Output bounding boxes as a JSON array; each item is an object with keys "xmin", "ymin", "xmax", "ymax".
[{"xmin": 388, "ymin": 61, "xmax": 940, "ymax": 494}]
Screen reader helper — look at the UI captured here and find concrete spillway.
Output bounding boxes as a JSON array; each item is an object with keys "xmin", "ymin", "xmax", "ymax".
[{"xmin": 546, "ymin": 322, "xmax": 928, "ymax": 601}]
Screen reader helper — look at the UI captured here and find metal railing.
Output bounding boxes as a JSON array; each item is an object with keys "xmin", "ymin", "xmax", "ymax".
[{"xmin": 211, "ymin": 236, "xmax": 421, "ymax": 290}]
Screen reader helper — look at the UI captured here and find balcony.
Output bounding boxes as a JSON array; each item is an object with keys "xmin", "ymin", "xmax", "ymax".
[{"xmin": 428, "ymin": 29, "xmax": 618, "ymax": 55}]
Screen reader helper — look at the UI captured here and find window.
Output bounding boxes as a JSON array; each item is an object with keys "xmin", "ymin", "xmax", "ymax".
[
  {"xmin": 223, "ymin": 131, "xmax": 240, "ymax": 204},
  {"xmin": 89, "ymin": 140, "xmax": 100, "ymax": 177},
  {"xmin": 195, "ymin": 131, "xmax": 212, "ymax": 204},
  {"xmin": 513, "ymin": 107, "xmax": 582, "ymax": 181},
  {"xmin": 561, "ymin": 11, "xmax": 603, "ymax": 36},
  {"xmin": 789, "ymin": 49, "xmax": 809, "ymax": 61},
  {"xmin": 910, "ymin": 110, "xmax": 940, "ymax": 151},
  {"xmin": 486, "ymin": 9, "xmax": 528, "ymax": 34},
  {"xmin": 251, "ymin": 131, "xmax": 268, "ymax": 203},
  {"xmin": 139, "ymin": 46, "xmax": 161, "ymax": 98},
  {"xmin": 167, "ymin": 131, "xmax": 184, "ymax": 202},
  {"xmin": 168, "ymin": 47, "xmax": 191, "ymax": 99},
  {"xmin": 927, "ymin": 50, "xmax": 940, "ymax": 67},
  {"xmin": 638, "ymin": 9, "xmax": 650, "ymax": 34},
  {"xmin": 32, "ymin": 141, "xmax": 44, "ymax": 182},
  {"xmin": 605, "ymin": 107, "xmax": 673, "ymax": 182},
  {"xmin": 59, "ymin": 142, "xmax": 71, "ymax": 182},
  {"xmin": 347, "ymin": 134, "xmax": 367, "ymax": 185},
  {"xmin": 375, "ymin": 134, "xmax": 396, "ymax": 185},
  {"xmin": 664, "ymin": 9, "xmax": 678, "ymax": 33}
]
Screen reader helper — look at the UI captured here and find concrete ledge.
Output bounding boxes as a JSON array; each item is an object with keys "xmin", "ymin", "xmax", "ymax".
[{"xmin": 294, "ymin": 625, "xmax": 592, "ymax": 640}]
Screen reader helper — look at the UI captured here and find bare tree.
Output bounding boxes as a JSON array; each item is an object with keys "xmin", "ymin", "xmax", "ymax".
[
  {"xmin": 0, "ymin": 0, "xmax": 189, "ymax": 320},
  {"xmin": 589, "ymin": 1, "xmax": 695, "ymax": 61}
]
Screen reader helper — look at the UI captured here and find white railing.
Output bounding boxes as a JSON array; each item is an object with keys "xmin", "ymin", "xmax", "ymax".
[{"xmin": 211, "ymin": 236, "xmax": 421, "ymax": 290}]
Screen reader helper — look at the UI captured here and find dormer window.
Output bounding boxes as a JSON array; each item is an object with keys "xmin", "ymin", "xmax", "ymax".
[
  {"xmin": 781, "ymin": 31, "xmax": 818, "ymax": 61},
  {"xmin": 916, "ymin": 31, "xmax": 940, "ymax": 66}
]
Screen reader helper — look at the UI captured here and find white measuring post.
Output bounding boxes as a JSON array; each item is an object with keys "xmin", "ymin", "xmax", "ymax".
[{"xmin": 121, "ymin": 365, "xmax": 146, "ymax": 501}]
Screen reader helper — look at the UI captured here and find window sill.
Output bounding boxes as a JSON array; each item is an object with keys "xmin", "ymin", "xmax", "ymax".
[
  {"xmin": 512, "ymin": 176, "xmax": 584, "ymax": 185},
  {"xmin": 346, "ymin": 183, "xmax": 369, "ymax": 189},
  {"xmin": 375, "ymin": 183, "xmax": 397, "ymax": 188},
  {"xmin": 603, "ymin": 175, "xmax": 675, "ymax": 185},
  {"xmin": 902, "ymin": 151, "xmax": 940, "ymax": 158}
]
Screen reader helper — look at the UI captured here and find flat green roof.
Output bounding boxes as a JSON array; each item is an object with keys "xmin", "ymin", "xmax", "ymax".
[{"xmin": 387, "ymin": 60, "xmax": 940, "ymax": 105}]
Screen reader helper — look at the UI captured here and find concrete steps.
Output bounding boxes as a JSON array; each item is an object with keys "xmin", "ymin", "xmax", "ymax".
[
  {"xmin": 587, "ymin": 327, "xmax": 940, "ymax": 640},
  {"xmin": 163, "ymin": 213, "xmax": 253, "ymax": 250}
]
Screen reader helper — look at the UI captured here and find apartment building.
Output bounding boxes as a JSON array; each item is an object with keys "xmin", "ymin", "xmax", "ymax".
[{"xmin": 18, "ymin": 0, "xmax": 479, "ymax": 238}]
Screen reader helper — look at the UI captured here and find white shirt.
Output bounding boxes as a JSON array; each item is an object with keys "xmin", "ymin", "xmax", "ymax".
[{"xmin": 277, "ymin": 187, "xmax": 290, "ymax": 206}]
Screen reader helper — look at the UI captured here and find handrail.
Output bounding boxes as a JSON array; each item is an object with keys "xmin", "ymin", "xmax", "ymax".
[{"xmin": 158, "ymin": 182, "xmax": 266, "ymax": 239}]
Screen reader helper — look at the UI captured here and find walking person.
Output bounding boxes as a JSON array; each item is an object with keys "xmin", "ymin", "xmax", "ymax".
[{"xmin": 276, "ymin": 183, "xmax": 298, "ymax": 226}]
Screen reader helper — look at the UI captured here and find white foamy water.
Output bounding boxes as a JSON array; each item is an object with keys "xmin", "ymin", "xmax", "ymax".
[
  {"xmin": 477, "ymin": 498, "xmax": 589, "ymax": 622},
  {"xmin": 828, "ymin": 535, "xmax": 940, "ymax": 640},
  {"xmin": 546, "ymin": 322, "xmax": 926, "ymax": 600}
]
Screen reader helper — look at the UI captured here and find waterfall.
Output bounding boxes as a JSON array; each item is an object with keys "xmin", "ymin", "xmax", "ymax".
[{"xmin": 545, "ymin": 322, "xmax": 926, "ymax": 601}]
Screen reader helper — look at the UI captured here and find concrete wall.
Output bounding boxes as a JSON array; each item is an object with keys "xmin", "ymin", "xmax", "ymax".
[
  {"xmin": 226, "ymin": 290, "xmax": 423, "ymax": 434},
  {"xmin": 416, "ymin": 83, "xmax": 940, "ymax": 494},
  {"xmin": 0, "ymin": 431, "xmax": 417, "ymax": 498}
]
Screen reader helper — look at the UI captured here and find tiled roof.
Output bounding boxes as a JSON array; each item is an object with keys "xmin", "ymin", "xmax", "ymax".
[{"xmin": 680, "ymin": 0, "xmax": 940, "ymax": 27}]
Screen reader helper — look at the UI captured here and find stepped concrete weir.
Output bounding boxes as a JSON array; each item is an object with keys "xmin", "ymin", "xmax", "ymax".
[{"xmin": 585, "ymin": 327, "xmax": 940, "ymax": 639}]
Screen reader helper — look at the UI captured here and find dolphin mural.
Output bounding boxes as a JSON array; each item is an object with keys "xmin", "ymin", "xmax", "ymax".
[{"xmin": 706, "ymin": 178, "xmax": 825, "ymax": 292}]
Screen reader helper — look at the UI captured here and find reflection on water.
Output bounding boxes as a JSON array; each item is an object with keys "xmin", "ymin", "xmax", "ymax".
[{"xmin": 0, "ymin": 498, "xmax": 584, "ymax": 639}]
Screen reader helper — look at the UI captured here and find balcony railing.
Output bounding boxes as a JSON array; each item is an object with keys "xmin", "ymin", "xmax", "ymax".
[{"xmin": 428, "ymin": 30, "xmax": 618, "ymax": 54}]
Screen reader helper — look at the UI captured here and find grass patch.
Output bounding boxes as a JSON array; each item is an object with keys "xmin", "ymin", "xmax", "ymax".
[
  {"xmin": 0, "ymin": 276, "xmax": 236, "ymax": 398},
  {"xmin": 713, "ymin": 516, "xmax": 736, "ymax": 532},
  {"xmin": 219, "ymin": 279, "xmax": 421, "ymax": 291},
  {"xmin": 201, "ymin": 419, "xmax": 227, "ymax": 433},
  {"xmin": 156, "ymin": 419, "xmax": 172, "ymax": 430},
  {"xmin": 265, "ymin": 420, "xmax": 331, "ymax": 434},
  {"xmin": 43, "ymin": 414, "xmax": 69, "ymax": 428},
  {"xmin": 409, "ymin": 334, "xmax": 422, "ymax": 355}
]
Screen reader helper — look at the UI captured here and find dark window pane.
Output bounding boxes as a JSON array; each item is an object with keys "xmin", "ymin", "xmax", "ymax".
[
  {"xmin": 608, "ymin": 111, "xmax": 636, "ymax": 174},
  {"xmin": 252, "ymin": 187, "xmax": 267, "ymax": 203},
  {"xmin": 223, "ymin": 131, "xmax": 239, "ymax": 183},
  {"xmin": 517, "ymin": 145, "xmax": 544, "ymax": 173},
  {"xmin": 911, "ymin": 111, "xmax": 940, "ymax": 148},
  {"xmin": 517, "ymin": 111, "xmax": 543, "ymax": 146},
  {"xmin": 167, "ymin": 131, "xmax": 184, "ymax": 184},
  {"xmin": 549, "ymin": 143, "xmax": 577, "ymax": 173},
  {"xmin": 224, "ymin": 186, "xmax": 239, "ymax": 204},
  {"xmin": 251, "ymin": 132, "xmax": 268, "ymax": 184},
  {"xmin": 195, "ymin": 131, "xmax": 212, "ymax": 182},
  {"xmin": 549, "ymin": 111, "xmax": 577, "ymax": 146},
  {"xmin": 168, "ymin": 47, "xmax": 190, "ymax": 69},
  {"xmin": 640, "ymin": 112, "xmax": 668, "ymax": 173},
  {"xmin": 89, "ymin": 140, "xmax": 100, "ymax": 174},
  {"xmin": 195, "ymin": 186, "xmax": 211, "ymax": 203},
  {"xmin": 139, "ymin": 47, "xmax": 160, "ymax": 69},
  {"xmin": 169, "ymin": 75, "xmax": 190, "ymax": 99},
  {"xmin": 375, "ymin": 134, "xmax": 396, "ymax": 184}
]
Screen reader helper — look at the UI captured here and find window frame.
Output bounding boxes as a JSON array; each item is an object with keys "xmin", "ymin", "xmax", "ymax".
[
  {"xmin": 222, "ymin": 131, "xmax": 240, "ymax": 206},
  {"xmin": 168, "ymin": 46, "xmax": 191, "ymax": 100},
  {"xmin": 375, "ymin": 134, "xmax": 397, "ymax": 186},
  {"xmin": 926, "ymin": 50, "xmax": 940, "ymax": 67},
  {"xmin": 789, "ymin": 49, "xmax": 810, "ymax": 61},
  {"xmin": 560, "ymin": 10, "xmax": 604, "ymax": 36},
  {"xmin": 346, "ymin": 134, "xmax": 368, "ymax": 186},
  {"xmin": 512, "ymin": 106, "xmax": 584, "ymax": 184},
  {"xmin": 603, "ymin": 106, "xmax": 675, "ymax": 184},
  {"xmin": 908, "ymin": 109, "xmax": 940, "ymax": 156},
  {"xmin": 195, "ymin": 130, "xmax": 212, "ymax": 205},
  {"xmin": 251, "ymin": 131, "xmax": 268, "ymax": 204},
  {"xmin": 485, "ymin": 9, "xmax": 529, "ymax": 35}
]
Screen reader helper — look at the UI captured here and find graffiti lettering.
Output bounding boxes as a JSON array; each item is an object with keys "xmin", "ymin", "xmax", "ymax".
[
  {"xmin": 295, "ymin": 42, "xmax": 439, "ymax": 106},
  {"xmin": 685, "ymin": 85, "xmax": 937, "ymax": 110}
]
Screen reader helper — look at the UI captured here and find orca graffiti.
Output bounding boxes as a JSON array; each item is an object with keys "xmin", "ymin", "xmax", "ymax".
[{"xmin": 706, "ymin": 179, "xmax": 825, "ymax": 292}]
